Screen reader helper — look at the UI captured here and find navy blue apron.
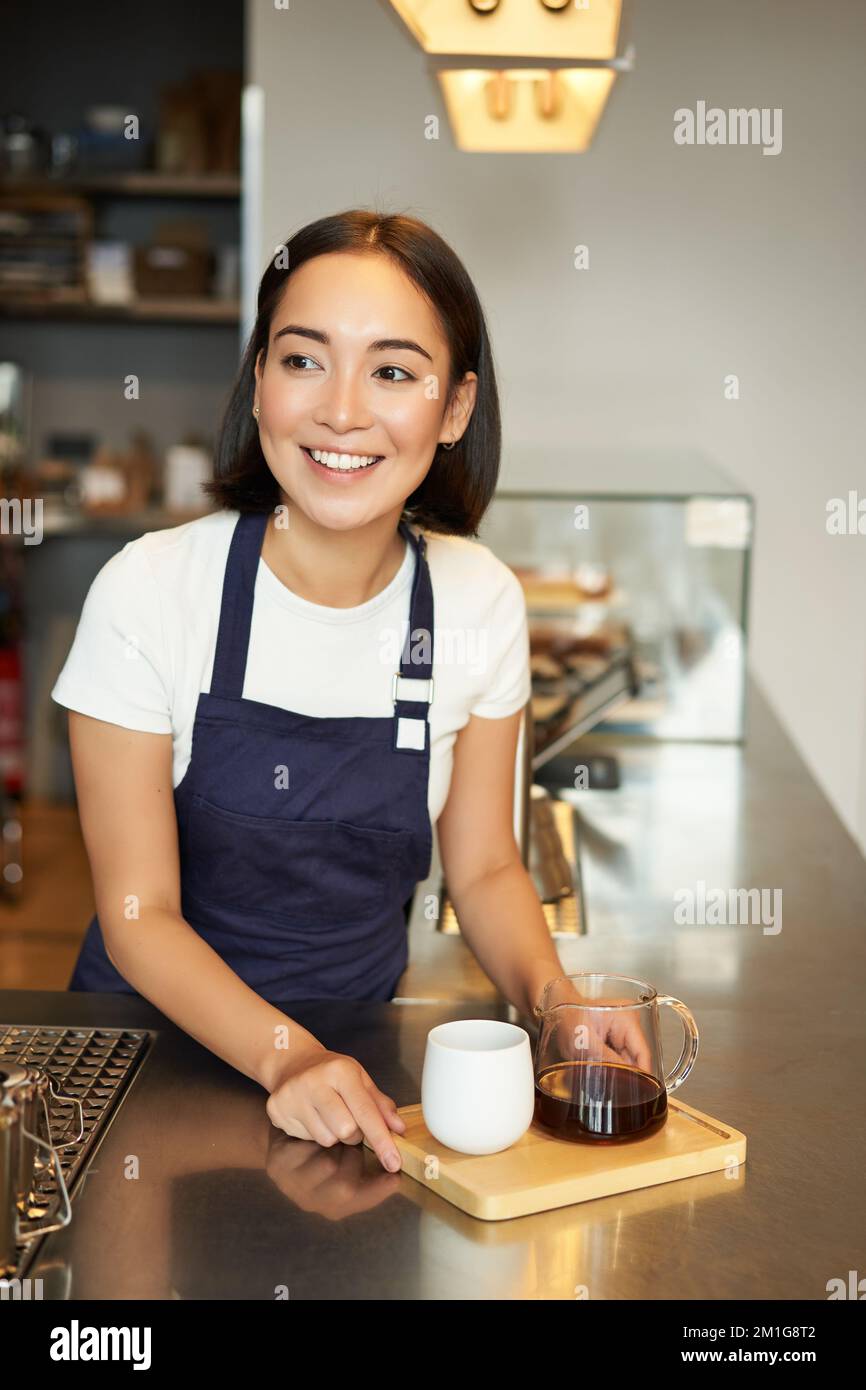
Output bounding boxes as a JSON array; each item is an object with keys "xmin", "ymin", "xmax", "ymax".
[{"xmin": 69, "ymin": 511, "xmax": 434, "ymax": 1005}]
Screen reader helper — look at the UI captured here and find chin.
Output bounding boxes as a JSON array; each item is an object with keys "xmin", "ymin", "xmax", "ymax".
[{"xmin": 294, "ymin": 499, "xmax": 383, "ymax": 533}]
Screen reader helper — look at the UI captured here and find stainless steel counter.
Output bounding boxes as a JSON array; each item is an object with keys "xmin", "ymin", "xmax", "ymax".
[{"xmin": 5, "ymin": 679, "xmax": 865, "ymax": 1299}]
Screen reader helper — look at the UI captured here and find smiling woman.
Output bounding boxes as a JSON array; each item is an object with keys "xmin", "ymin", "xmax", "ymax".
[
  {"xmin": 205, "ymin": 209, "xmax": 500, "ymax": 537},
  {"xmin": 51, "ymin": 209, "xmax": 569, "ymax": 1174}
]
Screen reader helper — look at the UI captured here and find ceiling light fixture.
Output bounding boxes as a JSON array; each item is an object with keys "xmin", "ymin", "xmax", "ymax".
[{"xmin": 385, "ymin": 0, "xmax": 634, "ymax": 152}]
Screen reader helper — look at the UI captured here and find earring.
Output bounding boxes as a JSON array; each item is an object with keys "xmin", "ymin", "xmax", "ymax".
[
  {"xmin": 442, "ymin": 440, "xmax": 455, "ymax": 450},
  {"xmin": 253, "ymin": 406, "xmax": 260, "ymax": 417}
]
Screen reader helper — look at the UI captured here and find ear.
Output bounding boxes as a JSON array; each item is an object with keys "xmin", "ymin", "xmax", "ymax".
[{"xmin": 440, "ymin": 371, "xmax": 478, "ymax": 447}]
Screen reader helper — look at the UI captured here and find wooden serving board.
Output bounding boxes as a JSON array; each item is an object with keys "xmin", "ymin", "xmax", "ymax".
[{"xmin": 364, "ymin": 1097, "xmax": 747, "ymax": 1221}]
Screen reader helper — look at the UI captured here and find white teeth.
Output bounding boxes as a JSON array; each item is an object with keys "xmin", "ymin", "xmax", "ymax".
[{"xmin": 310, "ymin": 448, "xmax": 381, "ymax": 470}]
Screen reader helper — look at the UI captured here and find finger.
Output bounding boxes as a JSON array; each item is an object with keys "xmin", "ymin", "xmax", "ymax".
[
  {"xmin": 364, "ymin": 1080, "xmax": 407, "ymax": 1132},
  {"xmin": 334, "ymin": 1075, "xmax": 403, "ymax": 1172},
  {"xmin": 312, "ymin": 1090, "xmax": 365, "ymax": 1146},
  {"xmin": 583, "ymin": 1027, "xmax": 625, "ymax": 1066},
  {"xmin": 617, "ymin": 1023, "xmax": 654, "ymax": 1074},
  {"xmin": 557, "ymin": 1016, "xmax": 619, "ymax": 1060},
  {"xmin": 358, "ymin": 1071, "xmax": 407, "ymax": 1131},
  {"xmin": 298, "ymin": 1103, "xmax": 341, "ymax": 1149},
  {"xmin": 266, "ymin": 1095, "xmax": 316, "ymax": 1142},
  {"xmin": 276, "ymin": 1114, "xmax": 315, "ymax": 1142},
  {"xmin": 551, "ymin": 1015, "xmax": 625, "ymax": 1071}
]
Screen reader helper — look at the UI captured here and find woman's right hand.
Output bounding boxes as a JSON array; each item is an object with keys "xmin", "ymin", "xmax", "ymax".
[{"xmin": 266, "ymin": 1047, "xmax": 406, "ymax": 1173}]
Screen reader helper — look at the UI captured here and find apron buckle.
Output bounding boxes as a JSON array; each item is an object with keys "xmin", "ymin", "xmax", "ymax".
[{"xmin": 392, "ymin": 672, "xmax": 434, "ymax": 704}]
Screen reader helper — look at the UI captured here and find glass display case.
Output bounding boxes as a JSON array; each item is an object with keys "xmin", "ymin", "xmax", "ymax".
[{"xmin": 478, "ymin": 454, "xmax": 752, "ymax": 752}]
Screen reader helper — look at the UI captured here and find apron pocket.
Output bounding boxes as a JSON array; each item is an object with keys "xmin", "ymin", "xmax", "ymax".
[{"xmin": 185, "ymin": 794, "xmax": 411, "ymax": 925}]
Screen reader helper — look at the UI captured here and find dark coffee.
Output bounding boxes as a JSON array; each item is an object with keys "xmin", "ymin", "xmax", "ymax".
[{"xmin": 534, "ymin": 1060, "xmax": 667, "ymax": 1142}]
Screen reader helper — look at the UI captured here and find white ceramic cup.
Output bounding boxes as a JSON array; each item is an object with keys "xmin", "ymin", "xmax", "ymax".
[{"xmin": 421, "ymin": 1019, "xmax": 535, "ymax": 1155}]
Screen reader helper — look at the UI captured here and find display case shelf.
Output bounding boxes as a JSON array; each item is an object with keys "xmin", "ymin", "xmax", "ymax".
[{"xmin": 481, "ymin": 456, "xmax": 752, "ymax": 744}]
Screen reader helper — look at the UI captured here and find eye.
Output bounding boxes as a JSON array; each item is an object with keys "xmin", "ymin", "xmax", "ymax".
[
  {"xmin": 279, "ymin": 355, "xmax": 414, "ymax": 381},
  {"xmin": 280, "ymin": 353, "xmax": 319, "ymax": 370},
  {"xmin": 374, "ymin": 365, "xmax": 415, "ymax": 383}
]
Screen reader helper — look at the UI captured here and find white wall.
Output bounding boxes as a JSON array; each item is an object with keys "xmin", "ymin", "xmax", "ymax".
[{"xmin": 248, "ymin": 0, "xmax": 866, "ymax": 853}]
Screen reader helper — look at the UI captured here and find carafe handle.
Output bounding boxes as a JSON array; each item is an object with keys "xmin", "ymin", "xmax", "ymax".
[{"xmin": 657, "ymin": 996, "xmax": 699, "ymax": 1094}]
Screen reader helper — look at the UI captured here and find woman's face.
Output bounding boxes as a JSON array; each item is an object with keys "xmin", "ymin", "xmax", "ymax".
[{"xmin": 253, "ymin": 251, "xmax": 477, "ymax": 533}]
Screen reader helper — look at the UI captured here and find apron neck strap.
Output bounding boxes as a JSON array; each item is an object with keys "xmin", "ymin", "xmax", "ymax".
[
  {"xmin": 209, "ymin": 511, "xmax": 268, "ymax": 701},
  {"xmin": 209, "ymin": 512, "xmax": 434, "ymax": 729},
  {"xmin": 392, "ymin": 518, "xmax": 434, "ymax": 753}
]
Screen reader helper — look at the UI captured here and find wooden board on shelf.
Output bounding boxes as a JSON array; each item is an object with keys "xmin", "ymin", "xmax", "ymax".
[
  {"xmin": 0, "ymin": 295, "xmax": 240, "ymax": 324},
  {"xmin": 0, "ymin": 173, "xmax": 240, "ymax": 199}
]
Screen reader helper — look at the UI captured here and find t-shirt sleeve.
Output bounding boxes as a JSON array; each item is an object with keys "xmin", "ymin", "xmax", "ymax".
[
  {"xmin": 470, "ymin": 563, "xmax": 532, "ymax": 719},
  {"xmin": 51, "ymin": 540, "xmax": 173, "ymax": 733}
]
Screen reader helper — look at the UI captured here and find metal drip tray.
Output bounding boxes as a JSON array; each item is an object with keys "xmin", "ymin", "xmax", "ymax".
[{"xmin": 0, "ymin": 1024, "xmax": 152, "ymax": 1282}]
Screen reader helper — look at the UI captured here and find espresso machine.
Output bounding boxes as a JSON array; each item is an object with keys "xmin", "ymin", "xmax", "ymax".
[{"xmin": 438, "ymin": 643, "xmax": 638, "ymax": 938}]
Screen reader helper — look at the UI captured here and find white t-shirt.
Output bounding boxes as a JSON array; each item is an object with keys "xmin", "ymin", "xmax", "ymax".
[{"xmin": 51, "ymin": 509, "xmax": 531, "ymax": 824}]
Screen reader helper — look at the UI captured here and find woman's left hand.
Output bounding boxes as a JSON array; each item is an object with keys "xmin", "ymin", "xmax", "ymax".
[
  {"xmin": 547, "ymin": 991, "xmax": 654, "ymax": 1076},
  {"xmin": 598, "ymin": 1009, "xmax": 654, "ymax": 1074}
]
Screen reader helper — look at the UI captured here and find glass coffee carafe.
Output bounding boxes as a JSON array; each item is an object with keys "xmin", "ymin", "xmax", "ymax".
[{"xmin": 532, "ymin": 973, "xmax": 699, "ymax": 1143}]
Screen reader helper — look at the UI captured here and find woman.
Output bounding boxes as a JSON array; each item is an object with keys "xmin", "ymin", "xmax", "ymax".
[{"xmin": 52, "ymin": 210, "xmax": 597, "ymax": 1174}]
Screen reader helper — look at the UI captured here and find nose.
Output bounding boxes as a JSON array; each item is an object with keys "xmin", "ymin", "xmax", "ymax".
[{"xmin": 313, "ymin": 365, "xmax": 375, "ymax": 437}]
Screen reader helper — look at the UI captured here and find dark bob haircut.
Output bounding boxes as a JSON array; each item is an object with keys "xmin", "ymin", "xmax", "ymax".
[{"xmin": 204, "ymin": 209, "xmax": 501, "ymax": 536}]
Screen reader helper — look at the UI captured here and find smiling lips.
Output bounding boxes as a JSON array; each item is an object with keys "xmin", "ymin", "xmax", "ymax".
[{"xmin": 301, "ymin": 445, "xmax": 384, "ymax": 473}]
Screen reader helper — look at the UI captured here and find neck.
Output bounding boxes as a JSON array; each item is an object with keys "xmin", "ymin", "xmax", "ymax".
[{"xmin": 261, "ymin": 503, "xmax": 408, "ymax": 608}]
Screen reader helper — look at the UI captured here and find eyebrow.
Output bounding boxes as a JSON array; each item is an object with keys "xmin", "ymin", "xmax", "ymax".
[{"xmin": 273, "ymin": 323, "xmax": 433, "ymax": 363}]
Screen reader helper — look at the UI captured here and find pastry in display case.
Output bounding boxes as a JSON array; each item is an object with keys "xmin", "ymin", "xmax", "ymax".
[
  {"xmin": 526, "ymin": 618, "xmax": 638, "ymax": 760},
  {"xmin": 479, "ymin": 454, "xmax": 752, "ymax": 750}
]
